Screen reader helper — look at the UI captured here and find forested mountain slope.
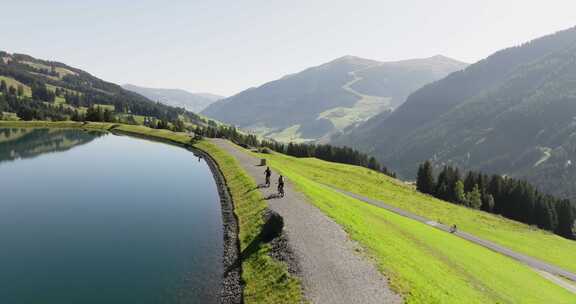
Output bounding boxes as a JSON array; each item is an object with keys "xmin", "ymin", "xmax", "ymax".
[
  {"xmin": 0, "ymin": 51, "xmax": 205, "ymax": 127},
  {"xmin": 333, "ymin": 26, "xmax": 576, "ymax": 199},
  {"xmin": 202, "ymin": 55, "xmax": 466, "ymax": 142}
]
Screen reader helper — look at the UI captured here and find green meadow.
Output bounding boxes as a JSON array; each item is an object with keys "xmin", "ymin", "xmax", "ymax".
[{"xmin": 251, "ymin": 148, "xmax": 576, "ymax": 303}]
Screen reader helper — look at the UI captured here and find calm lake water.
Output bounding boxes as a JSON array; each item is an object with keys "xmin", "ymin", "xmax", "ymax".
[{"xmin": 0, "ymin": 128, "xmax": 223, "ymax": 304}]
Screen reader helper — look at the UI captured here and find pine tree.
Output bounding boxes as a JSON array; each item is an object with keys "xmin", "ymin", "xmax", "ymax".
[
  {"xmin": 488, "ymin": 175, "xmax": 504, "ymax": 213},
  {"xmin": 416, "ymin": 161, "xmax": 435, "ymax": 194},
  {"xmin": 103, "ymin": 109, "xmax": 114, "ymax": 122},
  {"xmin": 435, "ymin": 166, "xmax": 450, "ymax": 201},
  {"xmin": 556, "ymin": 200, "xmax": 576, "ymax": 239},
  {"xmin": 367, "ymin": 157, "xmax": 380, "ymax": 171},
  {"xmin": 482, "ymin": 193, "xmax": 495, "ymax": 212},
  {"xmin": 172, "ymin": 119, "xmax": 185, "ymax": 132},
  {"xmin": 535, "ymin": 196, "xmax": 557, "ymax": 231},
  {"xmin": 464, "ymin": 171, "xmax": 477, "ymax": 192}
]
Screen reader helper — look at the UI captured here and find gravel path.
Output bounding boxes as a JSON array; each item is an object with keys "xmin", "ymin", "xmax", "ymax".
[
  {"xmin": 327, "ymin": 185, "xmax": 576, "ymax": 291},
  {"xmin": 211, "ymin": 139, "xmax": 402, "ymax": 304}
]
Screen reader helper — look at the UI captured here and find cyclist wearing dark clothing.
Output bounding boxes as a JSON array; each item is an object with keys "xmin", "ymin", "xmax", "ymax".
[
  {"xmin": 277, "ymin": 175, "xmax": 285, "ymax": 197},
  {"xmin": 450, "ymin": 224, "xmax": 457, "ymax": 233},
  {"xmin": 264, "ymin": 167, "xmax": 272, "ymax": 187}
]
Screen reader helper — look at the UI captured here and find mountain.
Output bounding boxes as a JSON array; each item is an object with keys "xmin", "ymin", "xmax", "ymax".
[
  {"xmin": 0, "ymin": 51, "xmax": 204, "ymax": 126},
  {"xmin": 333, "ymin": 26, "xmax": 576, "ymax": 199},
  {"xmin": 122, "ymin": 84, "xmax": 223, "ymax": 112},
  {"xmin": 201, "ymin": 55, "xmax": 467, "ymax": 142}
]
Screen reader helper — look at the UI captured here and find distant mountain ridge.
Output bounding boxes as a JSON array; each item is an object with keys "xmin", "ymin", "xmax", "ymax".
[
  {"xmin": 332, "ymin": 26, "xmax": 576, "ymax": 199},
  {"xmin": 122, "ymin": 84, "xmax": 223, "ymax": 113},
  {"xmin": 0, "ymin": 51, "xmax": 204, "ymax": 125},
  {"xmin": 202, "ymin": 55, "xmax": 467, "ymax": 142}
]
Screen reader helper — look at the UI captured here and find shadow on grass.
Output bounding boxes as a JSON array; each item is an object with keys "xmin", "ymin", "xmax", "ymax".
[
  {"xmin": 224, "ymin": 211, "xmax": 284, "ymax": 276},
  {"xmin": 243, "ymin": 183, "xmax": 269, "ymax": 194}
]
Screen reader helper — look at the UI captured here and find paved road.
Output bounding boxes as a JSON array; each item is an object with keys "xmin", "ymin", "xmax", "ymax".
[
  {"xmin": 327, "ymin": 186, "xmax": 576, "ymax": 284},
  {"xmin": 211, "ymin": 139, "xmax": 401, "ymax": 304}
]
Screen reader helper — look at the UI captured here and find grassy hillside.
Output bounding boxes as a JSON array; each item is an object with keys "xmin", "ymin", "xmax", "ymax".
[
  {"xmin": 0, "ymin": 75, "xmax": 31, "ymax": 96},
  {"xmin": 0, "ymin": 51, "xmax": 206, "ymax": 127},
  {"xmin": 248, "ymin": 148, "xmax": 576, "ymax": 303},
  {"xmin": 254, "ymin": 150, "xmax": 576, "ymax": 272},
  {"xmin": 333, "ymin": 26, "xmax": 576, "ymax": 200}
]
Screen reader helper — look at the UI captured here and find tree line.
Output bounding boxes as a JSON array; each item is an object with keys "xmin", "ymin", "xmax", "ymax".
[
  {"xmin": 193, "ymin": 124, "xmax": 395, "ymax": 177},
  {"xmin": 0, "ymin": 90, "xmax": 72, "ymax": 121},
  {"xmin": 416, "ymin": 161, "xmax": 576, "ymax": 240}
]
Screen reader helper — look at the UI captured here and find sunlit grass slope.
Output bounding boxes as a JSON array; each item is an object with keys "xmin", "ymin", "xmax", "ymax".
[
  {"xmin": 254, "ymin": 150, "xmax": 576, "ymax": 273},
  {"xmin": 251, "ymin": 149, "xmax": 576, "ymax": 303}
]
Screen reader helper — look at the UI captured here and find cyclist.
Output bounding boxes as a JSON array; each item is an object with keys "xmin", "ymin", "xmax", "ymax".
[
  {"xmin": 277, "ymin": 175, "xmax": 285, "ymax": 197},
  {"xmin": 264, "ymin": 166, "xmax": 272, "ymax": 187},
  {"xmin": 450, "ymin": 224, "xmax": 457, "ymax": 233}
]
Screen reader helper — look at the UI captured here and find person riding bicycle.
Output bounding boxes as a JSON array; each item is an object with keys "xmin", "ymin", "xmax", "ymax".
[
  {"xmin": 450, "ymin": 224, "xmax": 457, "ymax": 233},
  {"xmin": 264, "ymin": 166, "xmax": 272, "ymax": 187},
  {"xmin": 277, "ymin": 175, "xmax": 285, "ymax": 197}
]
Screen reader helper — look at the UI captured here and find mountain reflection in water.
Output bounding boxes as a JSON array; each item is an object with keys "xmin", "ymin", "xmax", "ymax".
[{"xmin": 0, "ymin": 128, "xmax": 103, "ymax": 164}]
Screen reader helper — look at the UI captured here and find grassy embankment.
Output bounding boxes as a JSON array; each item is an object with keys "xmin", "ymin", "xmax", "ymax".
[
  {"xmin": 249, "ymin": 148, "xmax": 576, "ymax": 303},
  {"xmin": 0, "ymin": 121, "xmax": 302, "ymax": 304},
  {"xmin": 197, "ymin": 141, "xmax": 302, "ymax": 303}
]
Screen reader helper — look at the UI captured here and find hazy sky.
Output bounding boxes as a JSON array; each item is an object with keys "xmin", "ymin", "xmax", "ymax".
[{"xmin": 3, "ymin": 0, "xmax": 576, "ymax": 96}]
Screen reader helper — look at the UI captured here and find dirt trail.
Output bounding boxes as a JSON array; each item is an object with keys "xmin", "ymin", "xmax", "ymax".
[{"xmin": 211, "ymin": 139, "xmax": 402, "ymax": 304}]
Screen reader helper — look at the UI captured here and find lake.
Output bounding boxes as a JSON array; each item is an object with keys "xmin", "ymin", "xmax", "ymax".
[{"xmin": 0, "ymin": 128, "xmax": 223, "ymax": 303}]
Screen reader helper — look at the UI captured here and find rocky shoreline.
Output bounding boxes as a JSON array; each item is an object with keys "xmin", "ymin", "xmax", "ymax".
[
  {"xmin": 199, "ymin": 149, "xmax": 303, "ymax": 304},
  {"xmin": 195, "ymin": 148, "xmax": 243, "ymax": 304}
]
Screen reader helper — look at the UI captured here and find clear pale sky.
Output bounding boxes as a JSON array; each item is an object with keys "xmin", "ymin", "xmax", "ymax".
[{"xmin": 3, "ymin": 0, "xmax": 576, "ymax": 96}]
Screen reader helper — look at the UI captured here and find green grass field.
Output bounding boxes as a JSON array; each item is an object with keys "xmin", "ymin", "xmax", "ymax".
[
  {"xmin": 46, "ymin": 84, "xmax": 81, "ymax": 104},
  {"xmin": 0, "ymin": 76, "xmax": 32, "ymax": 97},
  {"xmin": 249, "ymin": 149, "xmax": 576, "ymax": 303},
  {"xmin": 94, "ymin": 104, "xmax": 115, "ymax": 111},
  {"xmin": 117, "ymin": 114, "xmax": 146, "ymax": 125},
  {"xmin": 21, "ymin": 61, "xmax": 77, "ymax": 79},
  {"xmin": 318, "ymin": 95, "xmax": 391, "ymax": 131},
  {"xmin": 254, "ymin": 151, "xmax": 576, "ymax": 273},
  {"xmin": 1, "ymin": 112, "xmax": 20, "ymax": 121}
]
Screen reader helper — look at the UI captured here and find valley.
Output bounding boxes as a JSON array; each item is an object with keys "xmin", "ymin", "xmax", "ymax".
[
  {"xmin": 3, "ymin": 6, "xmax": 576, "ymax": 303},
  {"xmin": 202, "ymin": 55, "xmax": 467, "ymax": 142},
  {"xmin": 4, "ymin": 120, "xmax": 575, "ymax": 303}
]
